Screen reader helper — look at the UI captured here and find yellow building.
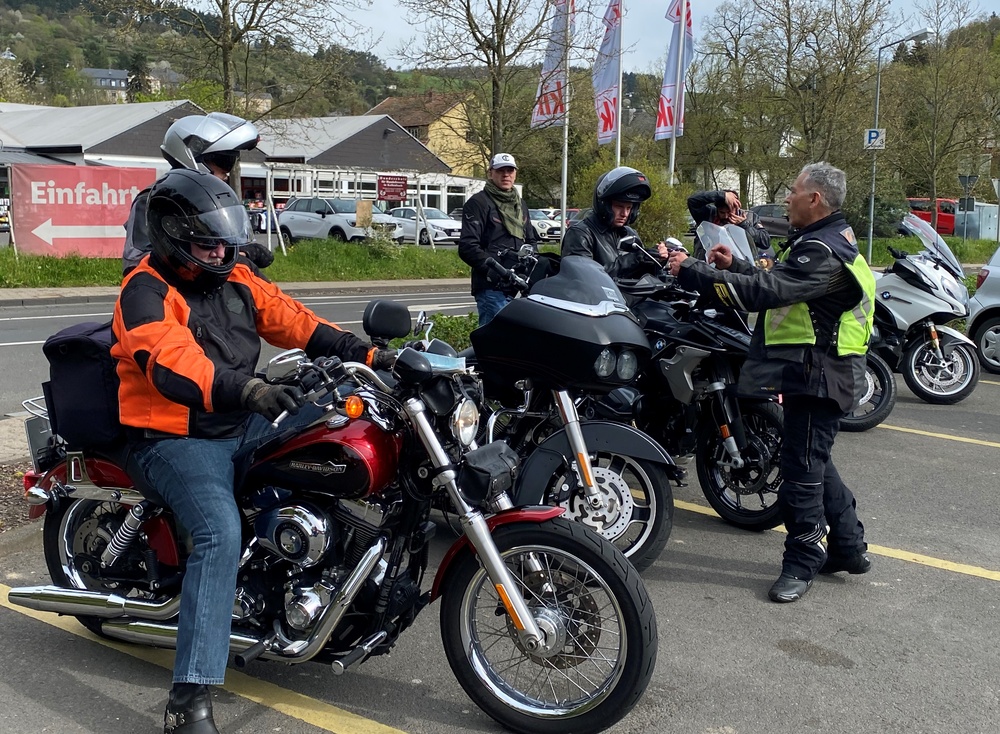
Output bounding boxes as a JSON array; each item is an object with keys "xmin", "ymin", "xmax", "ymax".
[{"xmin": 367, "ymin": 91, "xmax": 480, "ymax": 177}]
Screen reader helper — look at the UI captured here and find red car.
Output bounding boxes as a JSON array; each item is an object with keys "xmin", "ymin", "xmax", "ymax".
[{"xmin": 907, "ymin": 198, "xmax": 957, "ymax": 236}]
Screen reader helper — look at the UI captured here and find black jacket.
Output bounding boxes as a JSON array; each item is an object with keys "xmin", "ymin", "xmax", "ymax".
[
  {"xmin": 676, "ymin": 212, "xmax": 866, "ymax": 412},
  {"xmin": 458, "ymin": 190, "xmax": 537, "ymax": 295},
  {"xmin": 560, "ymin": 211, "xmax": 652, "ymax": 279},
  {"xmin": 688, "ymin": 190, "xmax": 772, "ymax": 260}
]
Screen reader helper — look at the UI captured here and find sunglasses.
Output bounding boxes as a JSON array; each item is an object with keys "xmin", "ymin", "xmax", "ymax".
[{"xmin": 191, "ymin": 241, "xmax": 225, "ymax": 252}]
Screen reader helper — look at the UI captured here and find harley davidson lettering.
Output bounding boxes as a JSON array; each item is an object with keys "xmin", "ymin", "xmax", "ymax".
[{"xmin": 289, "ymin": 460, "xmax": 347, "ymax": 476}]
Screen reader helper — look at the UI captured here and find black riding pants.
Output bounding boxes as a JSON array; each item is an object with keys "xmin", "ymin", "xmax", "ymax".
[{"xmin": 778, "ymin": 394, "xmax": 866, "ymax": 578}]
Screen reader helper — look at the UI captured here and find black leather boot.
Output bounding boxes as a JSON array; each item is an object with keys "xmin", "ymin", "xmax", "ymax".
[
  {"xmin": 164, "ymin": 683, "xmax": 219, "ymax": 733},
  {"xmin": 768, "ymin": 574, "xmax": 812, "ymax": 603},
  {"xmin": 820, "ymin": 552, "xmax": 872, "ymax": 575}
]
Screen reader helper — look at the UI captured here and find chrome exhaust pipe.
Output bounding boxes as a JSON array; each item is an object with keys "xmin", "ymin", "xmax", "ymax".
[
  {"xmin": 101, "ymin": 620, "xmax": 275, "ymax": 657},
  {"xmin": 9, "ymin": 536, "xmax": 386, "ymax": 663},
  {"xmin": 7, "ymin": 585, "xmax": 181, "ymax": 620}
]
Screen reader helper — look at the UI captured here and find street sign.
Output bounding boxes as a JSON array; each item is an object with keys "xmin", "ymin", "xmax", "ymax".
[
  {"xmin": 958, "ymin": 174, "xmax": 979, "ymax": 191},
  {"xmin": 10, "ymin": 164, "xmax": 157, "ymax": 257},
  {"xmin": 377, "ymin": 175, "xmax": 408, "ymax": 201},
  {"xmin": 864, "ymin": 128, "xmax": 885, "ymax": 150}
]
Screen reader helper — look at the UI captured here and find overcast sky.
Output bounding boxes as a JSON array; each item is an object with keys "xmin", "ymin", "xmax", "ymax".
[
  {"xmin": 352, "ymin": 0, "xmax": 716, "ymax": 74},
  {"xmin": 352, "ymin": 0, "xmax": 932, "ymax": 75}
]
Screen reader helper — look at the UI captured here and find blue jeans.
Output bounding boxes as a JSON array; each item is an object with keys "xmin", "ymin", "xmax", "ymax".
[
  {"xmin": 475, "ymin": 289, "xmax": 511, "ymax": 326},
  {"xmin": 131, "ymin": 407, "xmax": 321, "ymax": 685}
]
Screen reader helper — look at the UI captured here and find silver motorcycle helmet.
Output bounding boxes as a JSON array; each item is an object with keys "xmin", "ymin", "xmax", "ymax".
[{"xmin": 160, "ymin": 112, "xmax": 260, "ymax": 173}]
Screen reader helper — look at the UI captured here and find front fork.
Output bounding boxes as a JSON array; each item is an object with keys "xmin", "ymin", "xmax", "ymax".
[
  {"xmin": 405, "ymin": 397, "xmax": 546, "ymax": 652},
  {"xmin": 551, "ymin": 390, "xmax": 606, "ymax": 510},
  {"xmin": 707, "ymin": 378, "xmax": 749, "ymax": 469}
]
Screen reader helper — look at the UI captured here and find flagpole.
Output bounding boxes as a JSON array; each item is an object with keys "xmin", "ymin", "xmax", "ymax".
[
  {"xmin": 615, "ymin": 0, "xmax": 624, "ymax": 166},
  {"xmin": 667, "ymin": 0, "xmax": 687, "ymax": 185},
  {"xmin": 560, "ymin": 0, "xmax": 571, "ymax": 244}
]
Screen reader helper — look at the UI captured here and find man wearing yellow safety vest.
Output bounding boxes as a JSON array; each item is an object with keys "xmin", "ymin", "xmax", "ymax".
[{"xmin": 663, "ymin": 162, "xmax": 876, "ymax": 603}]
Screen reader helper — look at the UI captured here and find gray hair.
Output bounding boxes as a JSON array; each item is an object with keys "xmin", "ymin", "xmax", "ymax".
[{"xmin": 800, "ymin": 162, "xmax": 846, "ymax": 210}]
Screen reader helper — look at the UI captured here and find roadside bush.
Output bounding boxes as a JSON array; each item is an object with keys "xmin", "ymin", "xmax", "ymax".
[{"xmin": 390, "ymin": 312, "xmax": 478, "ymax": 351}]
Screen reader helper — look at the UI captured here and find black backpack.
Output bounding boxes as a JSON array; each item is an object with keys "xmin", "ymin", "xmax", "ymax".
[{"xmin": 42, "ymin": 321, "xmax": 124, "ymax": 449}]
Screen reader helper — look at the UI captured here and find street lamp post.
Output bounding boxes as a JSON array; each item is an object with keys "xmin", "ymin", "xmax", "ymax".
[{"xmin": 865, "ymin": 28, "xmax": 933, "ymax": 264}]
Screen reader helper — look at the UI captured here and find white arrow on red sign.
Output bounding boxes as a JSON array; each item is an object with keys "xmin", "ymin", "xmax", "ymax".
[{"xmin": 31, "ymin": 218, "xmax": 125, "ymax": 246}]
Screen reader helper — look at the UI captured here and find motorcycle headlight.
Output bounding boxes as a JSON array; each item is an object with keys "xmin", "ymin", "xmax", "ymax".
[
  {"xmin": 450, "ymin": 398, "xmax": 480, "ymax": 446},
  {"xmin": 616, "ymin": 350, "xmax": 638, "ymax": 381},
  {"xmin": 595, "ymin": 348, "xmax": 616, "ymax": 378}
]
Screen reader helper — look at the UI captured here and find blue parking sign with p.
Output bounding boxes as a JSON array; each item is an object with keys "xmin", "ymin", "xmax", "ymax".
[{"xmin": 865, "ymin": 128, "xmax": 885, "ymax": 150}]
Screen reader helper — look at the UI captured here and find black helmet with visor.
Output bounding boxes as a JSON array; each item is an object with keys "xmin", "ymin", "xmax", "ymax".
[
  {"xmin": 593, "ymin": 166, "xmax": 652, "ymax": 227},
  {"xmin": 146, "ymin": 169, "xmax": 254, "ymax": 290}
]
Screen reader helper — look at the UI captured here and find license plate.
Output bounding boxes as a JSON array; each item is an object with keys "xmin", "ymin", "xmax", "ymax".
[{"xmin": 24, "ymin": 415, "xmax": 52, "ymax": 473}]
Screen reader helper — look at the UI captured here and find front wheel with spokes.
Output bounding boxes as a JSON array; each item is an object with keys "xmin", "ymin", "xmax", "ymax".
[{"xmin": 440, "ymin": 518, "xmax": 657, "ymax": 734}]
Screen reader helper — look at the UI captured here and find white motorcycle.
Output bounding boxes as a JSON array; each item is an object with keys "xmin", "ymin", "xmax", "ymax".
[{"xmin": 870, "ymin": 214, "xmax": 979, "ymax": 405}]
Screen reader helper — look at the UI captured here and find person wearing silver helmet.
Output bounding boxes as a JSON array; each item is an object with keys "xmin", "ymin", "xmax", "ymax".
[
  {"xmin": 561, "ymin": 165, "xmax": 658, "ymax": 279},
  {"xmin": 122, "ymin": 112, "xmax": 271, "ymax": 275}
]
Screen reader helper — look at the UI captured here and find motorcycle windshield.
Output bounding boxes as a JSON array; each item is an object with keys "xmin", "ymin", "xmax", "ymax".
[
  {"xmin": 696, "ymin": 222, "xmax": 756, "ymax": 263},
  {"xmin": 527, "ymin": 255, "xmax": 631, "ymax": 316},
  {"xmin": 899, "ymin": 213, "xmax": 963, "ymax": 279}
]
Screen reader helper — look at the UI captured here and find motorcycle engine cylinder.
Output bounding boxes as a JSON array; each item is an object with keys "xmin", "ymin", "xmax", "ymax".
[{"xmin": 254, "ymin": 503, "xmax": 334, "ymax": 567}]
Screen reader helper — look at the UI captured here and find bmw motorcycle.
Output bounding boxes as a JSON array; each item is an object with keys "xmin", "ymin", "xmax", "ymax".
[
  {"xmin": 8, "ymin": 301, "xmax": 657, "ymax": 734},
  {"xmin": 872, "ymin": 214, "xmax": 979, "ymax": 404}
]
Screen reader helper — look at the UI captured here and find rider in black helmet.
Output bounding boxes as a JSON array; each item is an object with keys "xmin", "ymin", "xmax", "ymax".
[
  {"xmin": 561, "ymin": 166, "xmax": 657, "ymax": 279},
  {"xmin": 123, "ymin": 112, "xmax": 272, "ymax": 275},
  {"xmin": 114, "ymin": 168, "xmax": 395, "ymax": 734}
]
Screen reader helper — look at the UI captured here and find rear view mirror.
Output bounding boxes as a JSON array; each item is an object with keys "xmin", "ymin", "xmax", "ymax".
[
  {"xmin": 266, "ymin": 349, "xmax": 306, "ymax": 381},
  {"xmin": 617, "ymin": 235, "xmax": 639, "ymax": 252}
]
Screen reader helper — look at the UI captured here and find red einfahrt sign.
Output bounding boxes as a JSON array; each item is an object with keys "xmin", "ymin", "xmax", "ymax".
[{"xmin": 10, "ymin": 164, "xmax": 158, "ymax": 257}]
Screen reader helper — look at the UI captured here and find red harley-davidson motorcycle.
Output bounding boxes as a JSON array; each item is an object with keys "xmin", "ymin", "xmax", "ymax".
[{"xmin": 8, "ymin": 300, "xmax": 657, "ymax": 734}]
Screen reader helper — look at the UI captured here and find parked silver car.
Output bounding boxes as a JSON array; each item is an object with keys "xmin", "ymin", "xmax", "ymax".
[
  {"xmin": 968, "ymin": 246, "xmax": 1000, "ymax": 373},
  {"xmin": 388, "ymin": 206, "xmax": 462, "ymax": 245},
  {"xmin": 278, "ymin": 197, "xmax": 403, "ymax": 243}
]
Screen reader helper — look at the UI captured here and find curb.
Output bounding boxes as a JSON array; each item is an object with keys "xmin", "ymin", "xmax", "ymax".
[{"xmin": 0, "ymin": 279, "xmax": 471, "ymax": 308}]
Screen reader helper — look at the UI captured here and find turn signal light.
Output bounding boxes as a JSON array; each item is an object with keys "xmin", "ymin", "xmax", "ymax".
[{"xmin": 343, "ymin": 395, "xmax": 365, "ymax": 419}]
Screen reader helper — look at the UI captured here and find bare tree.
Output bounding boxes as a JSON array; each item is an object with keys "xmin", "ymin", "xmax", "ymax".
[
  {"xmin": 96, "ymin": 0, "xmax": 372, "ymax": 116},
  {"xmin": 393, "ymin": 0, "xmax": 603, "ymax": 163},
  {"xmin": 881, "ymin": 0, "xmax": 1000, "ymax": 219}
]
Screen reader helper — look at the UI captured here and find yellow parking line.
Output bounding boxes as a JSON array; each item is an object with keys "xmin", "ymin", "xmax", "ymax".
[
  {"xmin": 0, "ymin": 583, "xmax": 407, "ymax": 734},
  {"xmin": 981, "ymin": 379, "xmax": 1000, "ymax": 386},
  {"xmin": 876, "ymin": 423, "xmax": 1000, "ymax": 449},
  {"xmin": 674, "ymin": 500, "xmax": 1000, "ymax": 581}
]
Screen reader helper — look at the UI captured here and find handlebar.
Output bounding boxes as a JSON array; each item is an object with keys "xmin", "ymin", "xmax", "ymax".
[
  {"xmin": 270, "ymin": 358, "xmax": 392, "ymax": 427},
  {"xmin": 483, "ymin": 257, "xmax": 530, "ymax": 294}
]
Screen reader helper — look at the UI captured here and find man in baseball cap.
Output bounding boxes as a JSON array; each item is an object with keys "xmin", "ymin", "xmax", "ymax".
[
  {"xmin": 458, "ymin": 152, "xmax": 537, "ymax": 324},
  {"xmin": 489, "ymin": 153, "xmax": 518, "ymax": 170}
]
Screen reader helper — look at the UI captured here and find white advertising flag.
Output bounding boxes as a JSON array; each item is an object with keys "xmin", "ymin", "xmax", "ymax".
[
  {"xmin": 592, "ymin": 0, "xmax": 623, "ymax": 144},
  {"xmin": 531, "ymin": 0, "xmax": 575, "ymax": 129},
  {"xmin": 654, "ymin": 0, "xmax": 695, "ymax": 140}
]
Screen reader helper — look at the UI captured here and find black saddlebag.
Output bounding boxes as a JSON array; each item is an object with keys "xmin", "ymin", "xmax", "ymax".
[{"xmin": 42, "ymin": 320, "xmax": 123, "ymax": 449}]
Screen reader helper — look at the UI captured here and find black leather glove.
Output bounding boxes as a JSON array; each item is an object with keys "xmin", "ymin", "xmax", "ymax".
[
  {"xmin": 240, "ymin": 242, "xmax": 275, "ymax": 269},
  {"xmin": 242, "ymin": 378, "xmax": 305, "ymax": 421},
  {"xmin": 371, "ymin": 348, "xmax": 398, "ymax": 371}
]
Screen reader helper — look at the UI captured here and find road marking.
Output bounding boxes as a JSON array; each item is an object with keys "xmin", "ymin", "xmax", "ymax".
[
  {"xmin": 0, "ymin": 340, "xmax": 45, "ymax": 347},
  {"xmin": 0, "ymin": 311, "xmax": 113, "ymax": 322},
  {"xmin": 0, "ymin": 582, "xmax": 408, "ymax": 734},
  {"xmin": 981, "ymin": 379, "xmax": 1000, "ymax": 386},
  {"xmin": 876, "ymin": 423, "xmax": 1000, "ymax": 449},
  {"xmin": 674, "ymin": 500, "xmax": 1000, "ymax": 581}
]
